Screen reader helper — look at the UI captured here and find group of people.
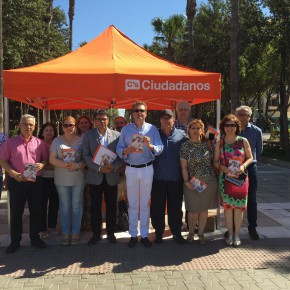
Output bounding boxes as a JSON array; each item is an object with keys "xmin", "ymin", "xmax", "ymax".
[{"xmin": 0, "ymin": 101, "xmax": 263, "ymax": 254}]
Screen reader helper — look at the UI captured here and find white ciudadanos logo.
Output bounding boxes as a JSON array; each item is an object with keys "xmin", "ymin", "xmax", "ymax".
[{"xmin": 125, "ymin": 79, "xmax": 211, "ymax": 91}]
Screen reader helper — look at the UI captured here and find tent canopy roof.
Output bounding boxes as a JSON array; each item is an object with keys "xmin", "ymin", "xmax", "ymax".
[{"xmin": 4, "ymin": 25, "xmax": 221, "ymax": 110}]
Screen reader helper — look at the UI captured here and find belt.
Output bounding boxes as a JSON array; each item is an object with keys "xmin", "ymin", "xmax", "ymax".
[{"xmin": 126, "ymin": 161, "xmax": 153, "ymax": 168}]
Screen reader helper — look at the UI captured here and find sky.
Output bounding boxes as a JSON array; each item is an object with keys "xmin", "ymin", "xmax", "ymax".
[{"xmin": 53, "ymin": 0, "xmax": 204, "ymax": 50}]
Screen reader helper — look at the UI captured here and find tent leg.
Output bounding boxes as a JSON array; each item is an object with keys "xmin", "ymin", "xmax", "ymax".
[
  {"xmin": 43, "ymin": 110, "xmax": 50, "ymax": 123},
  {"xmin": 216, "ymin": 99, "xmax": 221, "ymax": 230},
  {"xmin": 4, "ymin": 97, "xmax": 9, "ymax": 135}
]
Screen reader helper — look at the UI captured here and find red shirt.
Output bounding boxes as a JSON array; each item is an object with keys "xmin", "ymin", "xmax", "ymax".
[{"xmin": 0, "ymin": 134, "xmax": 49, "ymax": 175}]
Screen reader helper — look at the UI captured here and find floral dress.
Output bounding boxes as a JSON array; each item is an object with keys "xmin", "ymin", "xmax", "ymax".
[
  {"xmin": 180, "ymin": 139, "xmax": 218, "ymax": 212},
  {"xmin": 219, "ymin": 136, "xmax": 248, "ymax": 210}
]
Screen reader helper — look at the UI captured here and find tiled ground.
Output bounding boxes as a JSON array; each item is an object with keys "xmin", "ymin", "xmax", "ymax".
[{"xmin": 0, "ymin": 162, "xmax": 290, "ymax": 279}]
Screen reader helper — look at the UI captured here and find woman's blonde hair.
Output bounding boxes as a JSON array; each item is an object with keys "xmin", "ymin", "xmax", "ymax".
[{"xmin": 188, "ymin": 119, "xmax": 206, "ymax": 141}]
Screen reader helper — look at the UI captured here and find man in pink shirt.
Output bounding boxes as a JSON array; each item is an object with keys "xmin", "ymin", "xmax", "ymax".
[{"xmin": 0, "ymin": 114, "xmax": 49, "ymax": 254}]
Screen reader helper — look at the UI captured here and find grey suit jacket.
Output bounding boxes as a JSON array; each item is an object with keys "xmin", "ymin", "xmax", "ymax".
[{"xmin": 82, "ymin": 128, "xmax": 123, "ymax": 186}]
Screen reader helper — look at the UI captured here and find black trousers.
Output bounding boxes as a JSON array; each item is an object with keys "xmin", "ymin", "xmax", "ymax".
[
  {"xmin": 8, "ymin": 176, "xmax": 43, "ymax": 243},
  {"xmin": 89, "ymin": 175, "xmax": 117, "ymax": 236},
  {"xmin": 247, "ymin": 163, "xmax": 258, "ymax": 230},
  {"xmin": 41, "ymin": 178, "xmax": 59, "ymax": 231},
  {"xmin": 150, "ymin": 179, "xmax": 183, "ymax": 236}
]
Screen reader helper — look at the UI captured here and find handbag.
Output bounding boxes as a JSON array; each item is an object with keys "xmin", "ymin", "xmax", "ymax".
[
  {"xmin": 224, "ymin": 172, "xmax": 247, "ymax": 186},
  {"xmin": 223, "ymin": 138, "xmax": 247, "ymax": 187}
]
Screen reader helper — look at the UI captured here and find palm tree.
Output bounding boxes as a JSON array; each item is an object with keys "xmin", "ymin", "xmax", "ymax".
[
  {"xmin": 230, "ymin": 0, "xmax": 239, "ymax": 113},
  {"xmin": 186, "ymin": 0, "xmax": 197, "ymax": 67},
  {"xmin": 0, "ymin": 0, "xmax": 4, "ymax": 132},
  {"xmin": 151, "ymin": 14, "xmax": 185, "ymax": 61},
  {"xmin": 68, "ymin": 0, "xmax": 75, "ymax": 51}
]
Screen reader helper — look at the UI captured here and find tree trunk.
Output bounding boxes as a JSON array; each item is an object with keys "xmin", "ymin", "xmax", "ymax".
[
  {"xmin": 68, "ymin": 0, "xmax": 75, "ymax": 51},
  {"xmin": 45, "ymin": 0, "xmax": 53, "ymax": 54},
  {"xmin": 279, "ymin": 46, "xmax": 289, "ymax": 156},
  {"xmin": 186, "ymin": 0, "xmax": 196, "ymax": 68},
  {"xmin": 230, "ymin": 0, "xmax": 239, "ymax": 113}
]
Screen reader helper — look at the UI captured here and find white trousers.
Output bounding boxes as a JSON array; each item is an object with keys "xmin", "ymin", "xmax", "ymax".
[{"xmin": 125, "ymin": 165, "xmax": 154, "ymax": 238}]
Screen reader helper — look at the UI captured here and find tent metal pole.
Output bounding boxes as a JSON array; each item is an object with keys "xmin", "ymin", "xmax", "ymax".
[
  {"xmin": 4, "ymin": 97, "xmax": 11, "ymax": 239},
  {"xmin": 216, "ymin": 99, "xmax": 221, "ymax": 230},
  {"xmin": 4, "ymin": 97, "xmax": 9, "ymax": 135},
  {"xmin": 43, "ymin": 110, "xmax": 50, "ymax": 123}
]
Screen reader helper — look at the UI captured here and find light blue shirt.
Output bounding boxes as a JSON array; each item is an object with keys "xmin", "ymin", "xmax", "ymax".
[
  {"xmin": 116, "ymin": 122, "xmax": 163, "ymax": 165},
  {"xmin": 97, "ymin": 128, "xmax": 108, "ymax": 147}
]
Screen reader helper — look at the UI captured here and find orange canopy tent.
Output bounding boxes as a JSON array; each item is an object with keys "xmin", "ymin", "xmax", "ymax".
[{"xmin": 3, "ymin": 25, "xmax": 221, "ymax": 110}]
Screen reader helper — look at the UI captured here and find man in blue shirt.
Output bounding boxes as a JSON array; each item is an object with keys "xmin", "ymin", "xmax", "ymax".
[
  {"xmin": 151, "ymin": 109, "xmax": 187, "ymax": 244},
  {"xmin": 116, "ymin": 101, "xmax": 163, "ymax": 248},
  {"xmin": 236, "ymin": 105, "xmax": 263, "ymax": 240}
]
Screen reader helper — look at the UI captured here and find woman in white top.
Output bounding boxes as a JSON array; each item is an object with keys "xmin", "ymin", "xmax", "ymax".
[{"xmin": 49, "ymin": 116, "xmax": 85, "ymax": 246}]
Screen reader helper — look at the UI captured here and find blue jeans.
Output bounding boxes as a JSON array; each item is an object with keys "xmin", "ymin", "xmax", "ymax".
[
  {"xmin": 56, "ymin": 184, "xmax": 84, "ymax": 234},
  {"xmin": 247, "ymin": 163, "xmax": 258, "ymax": 230}
]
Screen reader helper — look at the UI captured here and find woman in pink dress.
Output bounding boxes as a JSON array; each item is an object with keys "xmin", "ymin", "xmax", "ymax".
[{"xmin": 214, "ymin": 114, "xmax": 253, "ymax": 247}]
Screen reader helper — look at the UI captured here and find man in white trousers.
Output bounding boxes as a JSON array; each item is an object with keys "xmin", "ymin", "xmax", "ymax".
[{"xmin": 116, "ymin": 101, "xmax": 163, "ymax": 248}]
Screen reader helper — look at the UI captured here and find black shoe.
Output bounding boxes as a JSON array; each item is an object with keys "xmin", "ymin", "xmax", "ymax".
[
  {"xmin": 173, "ymin": 234, "xmax": 186, "ymax": 244},
  {"xmin": 224, "ymin": 230, "xmax": 229, "ymax": 238},
  {"xmin": 107, "ymin": 234, "xmax": 117, "ymax": 244},
  {"xmin": 88, "ymin": 235, "xmax": 101, "ymax": 245},
  {"xmin": 140, "ymin": 237, "xmax": 152, "ymax": 248},
  {"xmin": 155, "ymin": 233, "xmax": 163, "ymax": 244},
  {"xmin": 249, "ymin": 228, "xmax": 259, "ymax": 240},
  {"xmin": 31, "ymin": 239, "xmax": 47, "ymax": 249},
  {"xmin": 128, "ymin": 237, "xmax": 138, "ymax": 248},
  {"xmin": 6, "ymin": 243, "xmax": 20, "ymax": 254}
]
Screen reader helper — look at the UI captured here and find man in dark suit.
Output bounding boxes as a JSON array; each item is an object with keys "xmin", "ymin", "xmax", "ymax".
[{"xmin": 82, "ymin": 109, "xmax": 123, "ymax": 245}]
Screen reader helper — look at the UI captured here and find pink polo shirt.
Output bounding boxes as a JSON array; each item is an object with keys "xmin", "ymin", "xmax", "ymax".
[{"xmin": 0, "ymin": 134, "xmax": 49, "ymax": 175}]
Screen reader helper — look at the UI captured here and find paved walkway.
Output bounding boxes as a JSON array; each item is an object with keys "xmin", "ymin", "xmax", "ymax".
[{"xmin": 0, "ymin": 161, "xmax": 290, "ymax": 289}]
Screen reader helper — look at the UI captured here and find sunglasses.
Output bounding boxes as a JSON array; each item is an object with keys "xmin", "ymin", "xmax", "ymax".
[
  {"xmin": 96, "ymin": 118, "xmax": 108, "ymax": 121},
  {"xmin": 62, "ymin": 124, "xmax": 75, "ymax": 128},
  {"xmin": 224, "ymin": 124, "xmax": 237, "ymax": 128},
  {"xmin": 134, "ymin": 109, "xmax": 145, "ymax": 113},
  {"xmin": 237, "ymin": 114, "xmax": 250, "ymax": 117}
]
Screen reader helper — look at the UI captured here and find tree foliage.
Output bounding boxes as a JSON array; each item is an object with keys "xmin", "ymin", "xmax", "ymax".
[{"xmin": 3, "ymin": 0, "xmax": 69, "ymax": 69}]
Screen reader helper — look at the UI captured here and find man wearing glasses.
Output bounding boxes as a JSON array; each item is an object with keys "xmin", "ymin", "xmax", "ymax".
[
  {"xmin": 236, "ymin": 105, "xmax": 263, "ymax": 240},
  {"xmin": 117, "ymin": 102, "xmax": 163, "ymax": 248},
  {"xmin": 82, "ymin": 109, "xmax": 123, "ymax": 245},
  {"xmin": 0, "ymin": 114, "xmax": 48, "ymax": 254}
]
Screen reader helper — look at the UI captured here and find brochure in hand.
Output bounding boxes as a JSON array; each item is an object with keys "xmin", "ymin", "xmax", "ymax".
[
  {"xmin": 62, "ymin": 148, "xmax": 76, "ymax": 162},
  {"xmin": 23, "ymin": 163, "xmax": 37, "ymax": 181},
  {"xmin": 227, "ymin": 159, "xmax": 240, "ymax": 178},
  {"xmin": 189, "ymin": 176, "xmax": 207, "ymax": 193},
  {"xmin": 205, "ymin": 127, "xmax": 219, "ymax": 141},
  {"xmin": 92, "ymin": 144, "xmax": 117, "ymax": 166},
  {"xmin": 131, "ymin": 134, "xmax": 144, "ymax": 152}
]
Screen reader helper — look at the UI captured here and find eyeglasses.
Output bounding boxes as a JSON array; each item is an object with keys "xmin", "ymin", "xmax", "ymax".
[
  {"xmin": 237, "ymin": 114, "xmax": 250, "ymax": 117},
  {"xmin": 224, "ymin": 124, "xmax": 237, "ymax": 128},
  {"xmin": 133, "ymin": 109, "xmax": 145, "ymax": 113},
  {"xmin": 62, "ymin": 124, "xmax": 75, "ymax": 128},
  {"xmin": 96, "ymin": 118, "xmax": 108, "ymax": 122}
]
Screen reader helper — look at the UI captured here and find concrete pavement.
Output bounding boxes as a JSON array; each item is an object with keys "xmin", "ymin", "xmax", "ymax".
[{"xmin": 0, "ymin": 161, "xmax": 290, "ymax": 289}]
